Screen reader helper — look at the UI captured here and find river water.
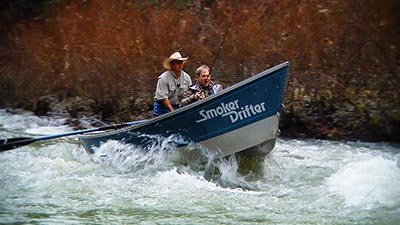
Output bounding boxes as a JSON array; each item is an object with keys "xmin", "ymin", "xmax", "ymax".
[{"xmin": 0, "ymin": 109, "xmax": 399, "ymax": 224}]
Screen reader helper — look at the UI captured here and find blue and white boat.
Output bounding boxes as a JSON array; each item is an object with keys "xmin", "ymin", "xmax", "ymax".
[{"xmin": 78, "ymin": 62, "xmax": 289, "ymax": 162}]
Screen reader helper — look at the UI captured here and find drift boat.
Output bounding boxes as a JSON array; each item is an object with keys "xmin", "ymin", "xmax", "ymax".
[{"xmin": 78, "ymin": 62, "xmax": 289, "ymax": 162}]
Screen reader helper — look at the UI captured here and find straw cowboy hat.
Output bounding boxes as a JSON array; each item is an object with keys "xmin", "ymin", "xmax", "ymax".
[{"xmin": 163, "ymin": 52, "xmax": 188, "ymax": 70}]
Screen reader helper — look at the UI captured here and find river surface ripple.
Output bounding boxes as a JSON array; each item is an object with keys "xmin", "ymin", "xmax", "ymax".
[{"xmin": 0, "ymin": 109, "xmax": 399, "ymax": 224}]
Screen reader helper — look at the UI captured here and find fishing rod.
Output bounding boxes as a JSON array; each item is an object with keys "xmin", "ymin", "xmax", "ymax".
[
  {"xmin": 0, "ymin": 119, "xmax": 147, "ymax": 152},
  {"xmin": 209, "ymin": 0, "xmax": 241, "ymax": 74}
]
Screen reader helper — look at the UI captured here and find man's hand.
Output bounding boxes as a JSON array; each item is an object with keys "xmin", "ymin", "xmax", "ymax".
[
  {"xmin": 162, "ymin": 99, "xmax": 174, "ymax": 112},
  {"xmin": 194, "ymin": 91, "xmax": 206, "ymax": 100}
]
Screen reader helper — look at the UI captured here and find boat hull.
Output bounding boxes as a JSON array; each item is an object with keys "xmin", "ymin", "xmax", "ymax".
[{"xmin": 78, "ymin": 62, "xmax": 289, "ymax": 162}]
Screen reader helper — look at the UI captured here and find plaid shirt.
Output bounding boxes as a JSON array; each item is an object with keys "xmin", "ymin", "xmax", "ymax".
[{"xmin": 180, "ymin": 81, "xmax": 222, "ymax": 107}]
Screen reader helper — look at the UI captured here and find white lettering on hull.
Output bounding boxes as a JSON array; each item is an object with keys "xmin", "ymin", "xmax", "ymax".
[{"xmin": 196, "ymin": 100, "xmax": 266, "ymax": 123}]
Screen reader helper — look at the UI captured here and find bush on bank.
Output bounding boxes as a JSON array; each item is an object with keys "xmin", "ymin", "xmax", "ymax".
[{"xmin": 0, "ymin": 0, "xmax": 399, "ymax": 142}]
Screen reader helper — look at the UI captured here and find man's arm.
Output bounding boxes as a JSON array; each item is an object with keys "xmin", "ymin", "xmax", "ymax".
[
  {"xmin": 162, "ymin": 99, "xmax": 175, "ymax": 112},
  {"xmin": 180, "ymin": 89, "xmax": 198, "ymax": 107}
]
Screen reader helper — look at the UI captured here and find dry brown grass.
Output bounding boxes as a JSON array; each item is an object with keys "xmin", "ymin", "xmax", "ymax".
[{"xmin": 0, "ymin": 0, "xmax": 399, "ymax": 140}]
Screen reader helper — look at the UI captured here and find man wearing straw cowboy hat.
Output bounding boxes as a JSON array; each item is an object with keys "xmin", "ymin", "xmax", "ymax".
[{"xmin": 153, "ymin": 52, "xmax": 192, "ymax": 116}]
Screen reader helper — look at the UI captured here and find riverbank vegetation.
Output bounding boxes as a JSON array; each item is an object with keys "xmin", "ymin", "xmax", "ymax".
[{"xmin": 0, "ymin": 0, "xmax": 399, "ymax": 142}]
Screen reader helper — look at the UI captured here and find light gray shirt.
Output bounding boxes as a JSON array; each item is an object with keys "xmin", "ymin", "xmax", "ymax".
[{"xmin": 155, "ymin": 70, "xmax": 192, "ymax": 105}]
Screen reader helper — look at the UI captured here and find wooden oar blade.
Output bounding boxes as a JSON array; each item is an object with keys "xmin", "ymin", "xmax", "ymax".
[{"xmin": 0, "ymin": 137, "xmax": 36, "ymax": 152}]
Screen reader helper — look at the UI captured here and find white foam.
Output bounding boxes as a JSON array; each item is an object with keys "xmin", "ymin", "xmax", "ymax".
[
  {"xmin": 0, "ymin": 109, "xmax": 68, "ymax": 131},
  {"xmin": 25, "ymin": 125, "xmax": 73, "ymax": 135},
  {"xmin": 152, "ymin": 167, "xmax": 217, "ymax": 191},
  {"xmin": 90, "ymin": 140, "xmax": 173, "ymax": 173},
  {"xmin": 327, "ymin": 155, "xmax": 400, "ymax": 209}
]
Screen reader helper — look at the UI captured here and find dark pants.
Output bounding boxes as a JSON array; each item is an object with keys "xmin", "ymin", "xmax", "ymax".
[{"xmin": 153, "ymin": 101, "xmax": 179, "ymax": 117}]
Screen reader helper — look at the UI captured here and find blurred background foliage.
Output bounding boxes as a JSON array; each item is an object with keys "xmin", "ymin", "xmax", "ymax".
[{"xmin": 0, "ymin": 0, "xmax": 399, "ymax": 142}]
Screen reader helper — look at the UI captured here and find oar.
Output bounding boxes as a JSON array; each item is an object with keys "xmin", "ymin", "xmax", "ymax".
[{"xmin": 0, "ymin": 120, "xmax": 147, "ymax": 152}]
